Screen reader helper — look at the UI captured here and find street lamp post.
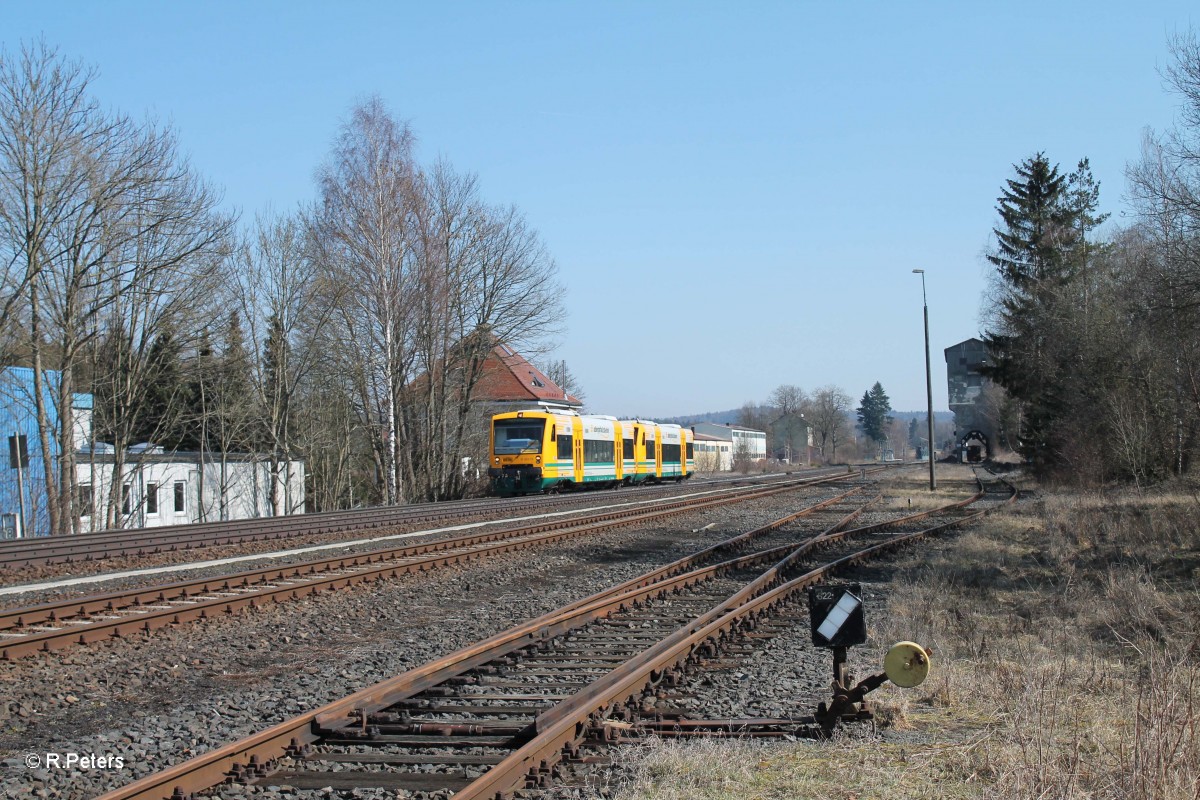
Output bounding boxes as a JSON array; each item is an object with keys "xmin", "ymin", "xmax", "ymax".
[{"xmin": 913, "ymin": 269, "xmax": 936, "ymax": 490}]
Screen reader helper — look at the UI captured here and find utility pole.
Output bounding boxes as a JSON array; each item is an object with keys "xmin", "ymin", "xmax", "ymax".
[{"xmin": 913, "ymin": 270, "xmax": 936, "ymax": 490}]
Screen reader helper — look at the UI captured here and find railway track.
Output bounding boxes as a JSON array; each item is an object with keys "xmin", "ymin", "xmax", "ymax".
[
  {"xmin": 0, "ymin": 471, "xmax": 875, "ymax": 661},
  {"xmin": 95, "ymin": 470, "xmax": 1015, "ymax": 800},
  {"xmin": 0, "ymin": 471, "xmax": 832, "ymax": 572}
]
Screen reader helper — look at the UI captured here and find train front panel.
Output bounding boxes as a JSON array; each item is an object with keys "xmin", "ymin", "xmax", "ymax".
[{"xmin": 489, "ymin": 410, "xmax": 553, "ymax": 495}]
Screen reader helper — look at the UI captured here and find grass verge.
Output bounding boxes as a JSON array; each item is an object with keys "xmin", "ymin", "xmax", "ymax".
[{"xmin": 615, "ymin": 470, "xmax": 1200, "ymax": 800}]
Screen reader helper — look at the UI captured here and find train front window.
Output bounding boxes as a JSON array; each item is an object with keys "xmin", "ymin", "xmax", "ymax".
[{"xmin": 493, "ymin": 420, "xmax": 544, "ymax": 454}]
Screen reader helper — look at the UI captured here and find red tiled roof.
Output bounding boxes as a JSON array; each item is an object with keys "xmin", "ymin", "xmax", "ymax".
[{"xmin": 476, "ymin": 344, "xmax": 581, "ymax": 407}]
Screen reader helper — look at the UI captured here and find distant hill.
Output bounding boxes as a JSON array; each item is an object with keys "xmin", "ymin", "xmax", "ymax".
[
  {"xmin": 661, "ymin": 408, "xmax": 745, "ymax": 426},
  {"xmin": 892, "ymin": 410, "xmax": 954, "ymax": 423},
  {"xmin": 657, "ymin": 408, "xmax": 954, "ymax": 426}
]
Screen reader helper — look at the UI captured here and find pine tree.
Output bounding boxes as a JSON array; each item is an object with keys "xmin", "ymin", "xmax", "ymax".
[
  {"xmin": 176, "ymin": 330, "xmax": 214, "ymax": 451},
  {"xmin": 856, "ymin": 382, "xmax": 893, "ymax": 445},
  {"xmin": 213, "ymin": 311, "xmax": 254, "ymax": 452},
  {"xmin": 982, "ymin": 153, "xmax": 1101, "ymax": 468},
  {"xmin": 136, "ymin": 327, "xmax": 187, "ymax": 447},
  {"xmin": 987, "ymin": 154, "xmax": 1074, "ymax": 291}
]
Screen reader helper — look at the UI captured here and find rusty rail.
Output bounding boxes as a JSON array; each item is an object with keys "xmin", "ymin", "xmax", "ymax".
[
  {"xmin": 456, "ymin": 474, "xmax": 1017, "ymax": 799},
  {"xmin": 0, "ymin": 471, "xmax": 839, "ymax": 571},
  {"xmin": 91, "ymin": 470, "xmax": 1002, "ymax": 800},
  {"xmin": 0, "ymin": 472, "xmax": 866, "ymax": 660}
]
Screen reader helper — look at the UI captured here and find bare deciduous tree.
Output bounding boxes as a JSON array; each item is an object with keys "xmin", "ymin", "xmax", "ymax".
[
  {"xmin": 768, "ymin": 384, "xmax": 809, "ymax": 463},
  {"xmin": 315, "ymin": 96, "xmax": 420, "ymax": 506},
  {"xmin": 1, "ymin": 41, "xmax": 230, "ymax": 533},
  {"xmin": 541, "ymin": 359, "xmax": 585, "ymax": 406},
  {"xmin": 809, "ymin": 385, "xmax": 851, "ymax": 462},
  {"xmin": 234, "ymin": 210, "xmax": 335, "ymax": 515},
  {"xmin": 316, "ymin": 100, "xmax": 563, "ymax": 504}
]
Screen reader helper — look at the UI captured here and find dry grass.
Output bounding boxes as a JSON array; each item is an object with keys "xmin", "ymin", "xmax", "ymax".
[
  {"xmin": 611, "ymin": 734, "xmax": 986, "ymax": 800},
  {"xmin": 615, "ymin": 479, "xmax": 1200, "ymax": 800}
]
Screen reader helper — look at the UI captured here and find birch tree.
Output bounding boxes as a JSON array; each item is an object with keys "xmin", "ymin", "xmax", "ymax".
[
  {"xmin": 314, "ymin": 97, "xmax": 420, "ymax": 506},
  {"xmin": 315, "ymin": 100, "xmax": 562, "ymax": 503}
]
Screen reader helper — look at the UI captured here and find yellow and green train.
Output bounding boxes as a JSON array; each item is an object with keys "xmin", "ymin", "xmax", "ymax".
[{"xmin": 488, "ymin": 409, "xmax": 695, "ymax": 496}]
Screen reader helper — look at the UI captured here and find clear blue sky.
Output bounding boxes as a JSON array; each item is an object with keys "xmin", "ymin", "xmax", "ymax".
[{"xmin": 4, "ymin": 2, "xmax": 1196, "ymax": 417}]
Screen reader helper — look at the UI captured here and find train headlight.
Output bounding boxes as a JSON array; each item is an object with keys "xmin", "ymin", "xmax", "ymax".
[
  {"xmin": 535, "ymin": 455, "xmax": 541, "ymax": 464},
  {"xmin": 494, "ymin": 457, "xmax": 500, "ymax": 464}
]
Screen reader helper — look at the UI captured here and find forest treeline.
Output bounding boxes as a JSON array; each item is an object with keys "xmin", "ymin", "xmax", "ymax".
[
  {"xmin": 0, "ymin": 42, "xmax": 562, "ymax": 533},
  {"xmin": 982, "ymin": 36, "xmax": 1200, "ymax": 485}
]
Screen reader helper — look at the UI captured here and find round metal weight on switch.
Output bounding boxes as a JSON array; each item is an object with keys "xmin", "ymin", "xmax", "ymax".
[{"xmin": 884, "ymin": 641, "xmax": 931, "ymax": 688}]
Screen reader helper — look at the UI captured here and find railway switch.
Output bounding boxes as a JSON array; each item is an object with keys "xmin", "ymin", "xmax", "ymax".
[{"xmin": 809, "ymin": 583, "xmax": 934, "ymax": 734}]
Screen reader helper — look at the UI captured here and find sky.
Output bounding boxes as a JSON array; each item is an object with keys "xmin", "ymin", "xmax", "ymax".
[{"xmin": 4, "ymin": 2, "xmax": 1197, "ymax": 418}]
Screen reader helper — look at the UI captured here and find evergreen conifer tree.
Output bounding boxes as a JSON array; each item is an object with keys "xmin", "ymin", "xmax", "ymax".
[
  {"xmin": 856, "ymin": 382, "xmax": 893, "ymax": 446},
  {"xmin": 136, "ymin": 327, "xmax": 186, "ymax": 447},
  {"xmin": 982, "ymin": 153, "xmax": 1103, "ymax": 468}
]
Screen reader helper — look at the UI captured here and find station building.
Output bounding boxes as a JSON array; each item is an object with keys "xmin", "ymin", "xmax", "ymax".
[
  {"xmin": 1, "ymin": 366, "xmax": 304, "ymax": 538},
  {"xmin": 475, "ymin": 343, "xmax": 582, "ymax": 411},
  {"xmin": 690, "ymin": 422, "xmax": 768, "ymax": 467},
  {"xmin": 692, "ymin": 432, "xmax": 732, "ymax": 471}
]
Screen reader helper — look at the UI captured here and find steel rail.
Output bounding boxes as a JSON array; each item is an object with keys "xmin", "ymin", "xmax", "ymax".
[
  {"xmin": 0, "ymin": 473, "xmax": 843, "ymax": 626},
  {"xmin": 90, "ymin": 488, "xmax": 883, "ymax": 800},
  {"xmin": 0, "ymin": 471, "xmax": 834, "ymax": 571},
  {"xmin": 91, "ymin": 474, "xmax": 984, "ymax": 800},
  {"xmin": 0, "ymin": 472, "xmax": 865, "ymax": 660},
  {"xmin": 457, "ymin": 474, "xmax": 1018, "ymax": 799}
]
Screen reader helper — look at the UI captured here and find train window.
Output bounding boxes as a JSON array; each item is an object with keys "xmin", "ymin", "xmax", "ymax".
[
  {"xmin": 623, "ymin": 438, "xmax": 634, "ymax": 459},
  {"xmin": 662, "ymin": 443, "xmax": 681, "ymax": 463},
  {"xmin": 557, "ymin": 434, "xmax": 573, "ymax": 460},
  {"xmin": 686, "ymin": 442, "xmax": 694, "ymax": 459},
  {"xmin": 583, "ymin": 439, "xmax": 615, "ymax": 463},
  {"xmin": 645, "ymin": 439, "xmax": 656, "ymax": 458},
  {"xmin": 494, "ymin": 420, "xmax": 544, "ymax": 454}
]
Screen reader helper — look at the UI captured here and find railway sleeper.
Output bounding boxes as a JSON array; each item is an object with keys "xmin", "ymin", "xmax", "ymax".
[
  {"xmin": 306, "ymin": 752, "xmax": 507, "ymax": 765},
  {"xmin": 254, "ymin": 769, "xmax": 477, "ymax": 792},
  {"xmin": 320, "ymin": 734, "xmax": 518, "ymax": 747},
  {"xmin": 385, "ymin": 703, "xmax": 552, "ymax": 715}
]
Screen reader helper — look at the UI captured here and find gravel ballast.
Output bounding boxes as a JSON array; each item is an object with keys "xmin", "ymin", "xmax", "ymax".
[
  {"xmin": 2, "ymin": 467, "xmax": 987, "ymax": 800},
  {"xmin": 1, "ymin": 484, "xmax": 864, "ymax": 800}
]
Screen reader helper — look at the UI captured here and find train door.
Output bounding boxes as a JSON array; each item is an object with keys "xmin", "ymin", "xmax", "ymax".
[
  {"xmin": 614, "ymin": 422, "xmax": 624, "ymax": 482},
  {"xmin": 572, "ymin": 416, "xmax": 584, "ymax": 484},
  {"xmin": 632, "ymin": 424, "xmax": 644, "ymax": 481},
  {"xmin": 648, "ymin": 428, "xmax": 659, "ymax": 479}
]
